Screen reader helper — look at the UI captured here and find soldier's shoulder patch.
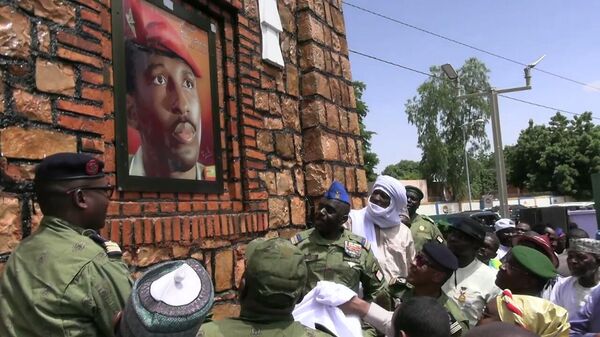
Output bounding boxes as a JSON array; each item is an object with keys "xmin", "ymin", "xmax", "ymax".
[
  {"xmin": 344, "ymin": 241, "xmax": 362, "ymax": 258},
  {"xmin": 360, "ymin": 237, "xmax": 371, "ymax": 251},
  {"xmin": 375, "ymin": 269, "xmax": 384, "ymax": 282},
  {"xmin": 86, "ymin": 231, "xmax": 122, "ymax": 257},
  {"xmin": 436, "ymin": 235, "xmax": 445, "ymax": 244},
  {"xmin": 422, "ymin": 215, "xmax": 435, "ymax": 224},
  {"xmin": 290, "ymin": 230, "xmax": 310, "ymax": 245}
]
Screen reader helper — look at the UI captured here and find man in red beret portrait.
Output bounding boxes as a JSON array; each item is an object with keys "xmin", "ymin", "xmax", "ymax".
[{"xmin": 124, "ymin": 0, "xmax": 206, "ymax": 180}]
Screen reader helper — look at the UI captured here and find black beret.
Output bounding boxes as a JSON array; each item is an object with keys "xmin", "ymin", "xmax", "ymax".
[
  {"xmin": 34, "ymin": 152, "xmax": 105, "ymax": 183},
  {"xmin": 405, "ymin": 185, "xmax": 424, "ymax": 200},
  {"xmin": 449, "ymin": 216, "xmax": 486, "ymax": 244},
  {"xmin": 423, "ymin": 242, "xmax": 458, "ymax": 272}
]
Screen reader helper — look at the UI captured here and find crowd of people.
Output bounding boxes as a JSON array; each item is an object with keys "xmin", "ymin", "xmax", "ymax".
[{"xmin": 1, "ymin": 152, "xmax": 600, "ymax": 337}]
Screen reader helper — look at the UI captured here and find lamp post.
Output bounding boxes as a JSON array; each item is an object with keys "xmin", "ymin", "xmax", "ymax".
[
  {"xmin": 441, "ymin": 55, "xmax": 544, "ymax": 217},
  {"xmin": 461, "ymin": 119, "xmax": 485, "ymax": 211}
]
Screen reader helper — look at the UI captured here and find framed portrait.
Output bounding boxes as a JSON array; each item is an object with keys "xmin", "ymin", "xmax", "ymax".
[{"xmin": 112, "ymin": 0, "xmax": 223, "ymax": 193}]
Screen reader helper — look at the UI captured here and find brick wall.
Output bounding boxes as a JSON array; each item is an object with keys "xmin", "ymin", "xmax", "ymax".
[{"xmin": 0, "ymin": 0, "xmax": 366, "ymax": 318}]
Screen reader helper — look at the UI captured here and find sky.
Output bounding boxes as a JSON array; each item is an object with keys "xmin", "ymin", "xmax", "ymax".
[{"xmin": 343, "ymin": 1, "xmax": 600, "ymax": 173}]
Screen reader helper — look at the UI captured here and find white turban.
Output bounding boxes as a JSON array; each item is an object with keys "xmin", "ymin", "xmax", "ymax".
[{"xmin": 366, "ymin": 175, "xmax": 408, "ymax": 228}]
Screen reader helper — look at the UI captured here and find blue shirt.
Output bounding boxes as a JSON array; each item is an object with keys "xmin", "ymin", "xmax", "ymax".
[{"xmin": 570, "ymin": 285, "xmax": 600, "ymax": 337}]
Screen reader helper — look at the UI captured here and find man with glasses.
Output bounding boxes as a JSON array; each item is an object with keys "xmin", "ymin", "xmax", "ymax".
[
  {"xmin": 0, "ymin": 152, "xmax": 133, "ymax": 337},
  {"xmin": 495, "ymin": 245, "xmax": 557, "ymax": 297}
]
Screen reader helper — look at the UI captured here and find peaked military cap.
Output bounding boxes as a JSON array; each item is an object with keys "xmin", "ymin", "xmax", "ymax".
[
  {"xmin": 34, "ymin": 152, "xmax": 105, "ymax": 182},
  {"xmin": 245, "ymin": 237, "xmax": 307, "ymax": 309},
  {"xmin": 422, "ymin": 242, "xmax": 458, "ymax": 272},
  {"xmin": 405, "ymin": 185, "xmax": 424, "ymax": 200},
  {"xmin": 324, "ymin": 180, "xmax": 350, "ymax": 205},
  {"xmin": 449, "ymin": 216, "xmax": 486, "ymax": 244},
  {"xmin": 119, "ymin": 259, "xmax": 213, "ymax": 337},
  {"xmin": 511, "ymin": 245, "xmax": 557, "ymax": 280}
]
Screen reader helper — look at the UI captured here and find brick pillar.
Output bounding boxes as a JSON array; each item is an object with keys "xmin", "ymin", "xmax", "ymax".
[{"xmin": 297, "ymin": 0, "xmax": 367, "ymax": 208}]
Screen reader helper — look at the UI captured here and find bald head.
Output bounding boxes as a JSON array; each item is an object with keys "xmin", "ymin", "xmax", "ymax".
[{"xmin": 466, "ymin": 323, "xmax": 539, "ymax": 337}]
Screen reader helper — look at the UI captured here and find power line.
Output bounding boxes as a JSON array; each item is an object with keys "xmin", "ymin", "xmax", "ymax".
[
  {"xmin": 348, "ymin": 49, "xmax": 600, "ymax": 121},
  {"xmin": 343, "ymin": 1, "xmax": 600, "ymax": 93}
]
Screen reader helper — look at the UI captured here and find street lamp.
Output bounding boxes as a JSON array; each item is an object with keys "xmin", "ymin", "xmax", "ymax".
[
  {"xmin": 442, "ymin": 56, "xmax": 544, "ymax": 217},
  {"xmin": 461, "ymin": 119, "xmax": 485, "ymax": 211}
]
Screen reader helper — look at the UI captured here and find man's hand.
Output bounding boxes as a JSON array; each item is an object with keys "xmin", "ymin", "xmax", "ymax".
[{"xmin": 338, "ymin": 296, "xmax": 371, "ymax": 318}]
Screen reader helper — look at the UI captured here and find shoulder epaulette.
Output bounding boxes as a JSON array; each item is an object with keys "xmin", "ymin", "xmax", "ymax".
[
  {"xmin": 86, "ymin": 231, "xmax": 123, "ymax": 257},
  {"xmin": 360, "ymin": 237, "xmax": 371, "ymax": 251},
  {"xmin": 290, "ymin": 229, "xmax": 311, "ymax": 245},
  {"xmin": 422, "ymin": 215, "xmax": 435, "ymax": 224}
]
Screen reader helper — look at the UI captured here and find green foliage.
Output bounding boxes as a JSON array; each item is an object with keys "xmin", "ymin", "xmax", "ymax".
[
  {"xmin": 469, "ymin": 152, "xmax": 497, "ymax": 198},
  {"xmin": 382, "ymin": 160, "xmax": 423, "ymax": 180},
  {"xmin": 506, "ymin": 112, "xmax": 600, "ymax": 199},
  {"xmin": 354, "ymin": 81, "xmax": 380, "ymax": 182},
  {"xmin": 405, "ymin": 58, "xmax": 491, "ymax": 200}
]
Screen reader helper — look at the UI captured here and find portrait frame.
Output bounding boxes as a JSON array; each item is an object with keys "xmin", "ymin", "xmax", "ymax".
[{"xmin": 112, "ymin": 0, "xmax": 223, "ymax": 193}]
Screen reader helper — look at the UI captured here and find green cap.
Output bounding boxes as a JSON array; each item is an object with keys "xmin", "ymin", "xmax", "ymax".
[
  {"xmin": 245, "ymin": 237, "xmax": 307, "ymax": 308},
  {"xmin": 512, "ymin": 245, "xmax": 557, "ymax": 279},
  {"xmin": 405, "ymin": 185, "xmax": 424, "ymax": 200}
]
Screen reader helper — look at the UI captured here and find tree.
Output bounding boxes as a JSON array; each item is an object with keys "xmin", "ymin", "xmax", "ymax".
[
  {"xmin": 405, "ymin": 58, "xmax": 491, "ymax": 200},
  {"xmin": 506, "ymin": 112, "xmax": 600, "ymax": 199},
  {"xmin": 382, "ymin": 160, "xmax": 423, "ymax": 180},
  {"xmin": 469, "ymin": 152, "xmax": 497, "ymax": 199},
  {"xmin": 354, "ymin": 81, "xmax": 380, "ymax": 182}
]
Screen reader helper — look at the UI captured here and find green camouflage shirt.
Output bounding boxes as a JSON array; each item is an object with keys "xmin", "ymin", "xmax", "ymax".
[
  {"xmin": 0, "ymin": 216, "xmax": 133, "ymax": 337},
  {"xmin": 409, "ymin": 214, "xmax": 446, "ymax": 252},
  {"xmin": 291, "ymin": 228, "xmax": 387, "ymax": 303},
  {"xmin": 198, "ymin": 318, "xmax": 331, "ymax": 337}
]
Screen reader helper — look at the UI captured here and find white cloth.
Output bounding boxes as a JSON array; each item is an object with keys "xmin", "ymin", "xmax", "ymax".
[
  {"xmin": 442, "ymin": 258, "xmax": 502, "ymax": 328},
  {"xmin": 365, "ymin": 175, "xmax": 408, "ymax": 229},
  {"xmin": 549, "ymin": 276, "xmax": 600, "ymax": 319},
  {"xmin": 496, "ymin": 245, "xmax": 510, "ymax": 260},
  {"xmin": 150, "ymin": 264, "xmax": 200, "ymax": 306},
  {"xmin": 293, "ymin": 281, "xmax": 362, "ymax": 337},
  {"xmin": 348, "ymin": 208, "xmax": 415, "ymax": 281}
]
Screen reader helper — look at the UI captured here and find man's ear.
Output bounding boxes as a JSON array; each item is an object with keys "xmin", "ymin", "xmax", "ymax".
[
  {"xmin": 398, "ymin": 331, "xmax": 407, "ymax": 337},
  {"xmin": 72, "ymin": 189, "xmax": 88, "ymax": 210},
  {"xmin": 126, "ymin": 94, "xmax": 139, "ymax": 129}
]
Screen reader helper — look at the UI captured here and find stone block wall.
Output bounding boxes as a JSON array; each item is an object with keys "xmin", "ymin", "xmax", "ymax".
[{"xmin": 0, "ymin": 0, "xmax": 366, "ymax": 317}]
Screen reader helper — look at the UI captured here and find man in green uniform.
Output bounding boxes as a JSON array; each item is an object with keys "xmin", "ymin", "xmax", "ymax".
[
  {"xmin": 198, "ymin": 238, "xmax": 330, "ymax": 337},
  {"xmin": 291, "ymin": 181, "xmax": 388, "ymax": 337},
  {"xmin": 406, "ymin": 185, "xmax": 445, "ymax": 251},
  {"xmin": 332, "ymin": 242, "xmax": 469, "ymax": 336},
  {"xmin": 0, "ymin": 153, "xmax": 133, "ymax": 337}
]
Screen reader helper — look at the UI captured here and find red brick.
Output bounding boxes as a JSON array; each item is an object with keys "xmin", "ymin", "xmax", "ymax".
[
  {"xmin": 192, "ymin": 201, "xmax": 206, "ymax": 212},
  {"xmin": 122, "ymin": 203, "xmax": 141, "ymax": 216},
  {"xmin": 143, "ymin": 218, "xmax": 153, "ymax": 244},
  {"xmin": 199, "ymin": 217, "xmax": 207, "ymax": 238},
  {"xmin": 81, "ymin": 70, "xmax": 103, "ymax": 85},
  {"xmin": 81, "ymin": 87, "xmax": 104, "ymax": 102},
  {"xmin": 172, "ymin": 217, "xmax": 181, "ymax": 241},
  {"xmin": 206, "ymin": 217, "xmax": 214, "ymax": 237},
  {"xmin": 57, "ymin": 100, "xmax": 104, "ymax": 118},
  {"xmin": 81, "ymin": 8, "xmax": 102, "ymax": 26},
  {"xmin": 0, "ymin": 127, "xmax": 76, "ymax": 160},
  {"xmin": 99, "ymin": 8, "xmax": 111, "ymax": 32},
  {"xmin": 182, "ymin": 217, "xmax": 191, "ymax": 241},
  {"xmin": 102, "ymin": 144, "xmax": 115, "ymax": 172},
  {"xmin": 81, "ymin": 137, "xmax": 105, "ymax": 153},
  {"xmin": 191, "ymin": 217, "xmax": 200, "ymax": 239},
  {"xmin": 110, "ymin": 220, "xmax": 120, "ymax": 243},
  {"xmin": 57, "ymin": 31, "xmax": 102, "ymax": 54},
  {"xmin": 122, "ymin": 219, "xmax": 133, "ymax": 246},
  {"xmin": 178, "ymin": 202, "xmax": 191, "ymax": 212},
  {"xmin": 160, "ymin": 202, "xmax": 176, "ymax": 213},
  {"xmin": 134, "ymin": 219, "xmax": 144, "ymax": 244},
  {"xmin": 163, "ymin": 217, "xmax": 173, "ymax": 242},
  {"xmin": 58, "ymin": 47, "xmax": 103, "ymax": 69},
  {"xmin": 207, "ymin": 202, "xmax": 218, "ymax": 211},
  {"xmin": 72, "ymin": 0, "xmax": 102, "ymax": 12},
  {"xmin": 106, "ymin": 201, "xmax": 119, "ymax": 216},
  {"xmin": 154, "ymin": 218, "xmax": 163, "ymax": 242},
  {"xmin": 57, "ymin": 114, "xmax": 101, "ymax": 134}
]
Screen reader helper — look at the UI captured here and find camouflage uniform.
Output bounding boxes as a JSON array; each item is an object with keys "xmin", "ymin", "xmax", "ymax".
[
  {"xmin": 409, "ymin": 214, "xmax": 445, "ymax": 252},
  {"xmin": 198, "ymin": 238, "xmax": 330, "ymax": 337},
  {"xmin": 0, "ymin": 216, "xmax": 133, "ymax": 337},
  {"xmin": 394, "ymin": 282, "xmax": 470, "ymax": 336}
]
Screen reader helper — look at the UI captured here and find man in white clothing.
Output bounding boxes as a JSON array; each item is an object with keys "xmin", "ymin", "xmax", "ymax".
[
  {"xmin": 549, "ymin": 238, "xmax": 600, "ymax": 318},
  {"xmin": 345, "ymin": 175, "xmax": 415, "ymax": 286},
  {"xmin": 442, "ymin": 216, "xmax": 501, "ymax": 328}
]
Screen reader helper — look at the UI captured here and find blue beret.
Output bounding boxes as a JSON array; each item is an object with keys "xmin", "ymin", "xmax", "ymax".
[
  {"xmin": 422, "ymin": 242, "xmax": 458, "ymax": 272},
  {"xmin": 34, "ymin": 152, "xmax": 105, "ymax": 182},
  {"xmin": 324, "ymin": 181, "xmax": 350, "ymax": 205}
]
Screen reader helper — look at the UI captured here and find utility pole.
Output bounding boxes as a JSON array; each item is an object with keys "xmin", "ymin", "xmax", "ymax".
[{"xmin": 442, "ymin": 55, "xmax": 545, "ymax": 218}]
